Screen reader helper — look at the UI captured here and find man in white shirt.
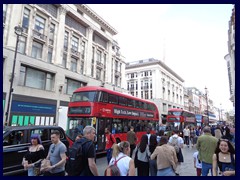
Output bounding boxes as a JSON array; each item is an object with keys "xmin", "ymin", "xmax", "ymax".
[
  {"xmin": 168, "ymin": 130, "xmax": 184, "ymax": 176},
  {"xmin": 183, "ymin": 126, "xmax": 190, "ymax": 148}
]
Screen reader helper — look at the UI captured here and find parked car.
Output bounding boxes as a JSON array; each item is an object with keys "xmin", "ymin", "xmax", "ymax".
[{"xmin": 3, "ymin": 125, "xmax": 70, "ymax": 176}]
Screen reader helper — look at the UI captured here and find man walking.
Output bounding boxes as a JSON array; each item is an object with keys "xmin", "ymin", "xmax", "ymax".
[
  {"xmin": 168, "ymin": 130, "xmax": 184, "ymax": 176},
  {"xmin": 105, "ymin": 127, "xmax": 116, "ymax": 164},
  {"xmin": 44, "ymin": 131, "xmax": 67, "ymax": 176},
  {"xmin": 196, "ymin": 126, "xmax": 218, "ymax": 176},
  {"xmin": 127, "ymin": 126, "xmax": 137, "ymax": 157},
  {"xmin": 183, "ymin": 126, "xmax": 190, "ymax": 147},
  {"xmin": 79, "ymin": 126, "xmax": 99, "ymax": 176}
]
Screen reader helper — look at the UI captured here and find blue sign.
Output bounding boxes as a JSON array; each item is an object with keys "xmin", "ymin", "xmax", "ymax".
[
  {"xmin": 195, "ymin": 114, "xmax": 202, "ymax": 120},
  {"xmin": 11, "ymin": 101, "xmax": 56, "ymax": 114}
]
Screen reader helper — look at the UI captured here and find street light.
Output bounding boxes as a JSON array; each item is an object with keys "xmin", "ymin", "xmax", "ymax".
[
  {"xmin": 205, "ymin": 87, "xmax": 209, "ymax": 126},
  {"xmin": 4, "ymin": 25, "xmax": 23, "ymax": 126}
]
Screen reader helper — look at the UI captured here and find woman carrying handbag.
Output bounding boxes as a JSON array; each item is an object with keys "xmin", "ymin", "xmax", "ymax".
[
  {"xmin": 22, "ymin": 134, "xmax": 45, "ymax": 176},
  {"xmin": 132, "ymin": 134, "xmax": 151, "ymax": 176}
]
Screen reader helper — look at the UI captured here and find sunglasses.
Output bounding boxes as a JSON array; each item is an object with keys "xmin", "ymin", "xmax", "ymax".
[
  {"xmin": 51, "ymin": 146, "xmax": 55, "ymax": 153},
  {"xmin": 220, "ymin": 138, "xmax": 229, "ymax": 142}
]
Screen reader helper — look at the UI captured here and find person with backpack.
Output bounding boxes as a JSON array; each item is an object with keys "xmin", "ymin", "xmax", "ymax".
[
  {"xmin": 105, "ymin": 127, "xmax": 116, "ymax": 164},
  {"xmin": 105, "ymin": 141, "xmax": 135, "ymax": 176},
  {"xmin": 168, "ymin": 130, "xmax": 184, "ymax": 176},
  {"xmin": 67, "ymin": 126, "xmax": 98, "ymax": 176},
  {"xmin": 212, "ymin": 139, "xmax": 235, "ymax": 176}
]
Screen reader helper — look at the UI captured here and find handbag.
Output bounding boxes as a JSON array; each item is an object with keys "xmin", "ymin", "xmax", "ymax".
[
  {"xmin": 134, "ymin": 148, "xmax": 140, "ymax": 168},
  {"xmin": 40, "ymin": 159, "xmax": 51, "ymax": 172},
  {"xmin": 33, "ymin": 160, "xmax": 42, "ymax": 176}
]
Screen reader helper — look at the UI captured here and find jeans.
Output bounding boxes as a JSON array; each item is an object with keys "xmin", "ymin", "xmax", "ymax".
[
  {"xmin": 157, "ymin": 167, "xmax": 176, "ymax": 176},
  {"xmin": 184, "ymin": 136, "xmax": 189, "ymax": 146},
  {"xmin": 28, "ymin": 167, "xmax": 34, "ymax": 176},
  {"xmin": 106, "ymin": 148, "xmax": 113, "ymax": 164},
  {"xmin": 201, "ymin": 161, "xmax": 213, "ymax": 176},
  {"xmin": 149, "ymin": 159, "xmax": 157, "ymax": 176}
]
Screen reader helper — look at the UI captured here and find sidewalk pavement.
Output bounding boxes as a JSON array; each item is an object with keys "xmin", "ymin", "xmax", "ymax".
[
  {"xmin": 96, "ymin": 145, "xmax": 199, "ymax": 176},
  {"xmin": 179, "ymin": 145, "xmax": 198, "ymax": 176}
]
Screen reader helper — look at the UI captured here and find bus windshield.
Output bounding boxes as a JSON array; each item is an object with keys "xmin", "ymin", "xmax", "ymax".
[
  {"xmin": 168, "ymin": 111, "xmax": 182, "ymax": 116},
  {"xmin": 71, "ymin": 91, "xmax": 96, "ymax": 102}
]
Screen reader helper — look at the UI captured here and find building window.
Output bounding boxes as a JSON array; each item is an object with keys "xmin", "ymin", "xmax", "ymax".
[
  {"xmin": 141, "ymin": 91, "xmax": 143, "ymax": 99},
  {"xmin": 115, "ymin": 60, "xmax": 118, "ymax": 71},
  {"xmin": 96, "ymin": 69, "xmax": 101, "ymax": 80},
  {"xmin": 115, "ymin": 77, "xmax": 118, "ymax": 86},
  {"xmin": 35, "ymin": 15, "xmax": 45, "ymax": 35},
  {"xmin": 71, "ymin": 57, "xmax": 77, "ymax": 72},
  {"xmin": 144, "ymin": 71, "xmax": 148, "ymax": 76},
  {"xmin": 31, "ymin": 41, "xmax": 43, "ymax": 59},
  {"xmin": 49, "ymin": 23, "xmax": 55, "ymax": 45},
  {"xmin": 97, "ymin": 50, "xmax": 101, "ymax": 62},
  {"xmin": 21, "ymin": 7, "xmax": 30, "ymax": 33},
  {"xmin": 3, "ymin": 4, "xmax": 8, "ymax": 24},
  {"xmin": 64, "ymin": 31, "xmax": 69, "ymax": 51},
  {"xmin": 150, "ymin": 90, "xmax": 152, "ymax": 99},
  {"xmin": 65, "ymin": 78, "xmax": 86, "ymax": 95},
  {"xmin": 81, "ymin": 41, "xmax": 85, "ymax": 59},
  {"xmin": 47, "ymin": 47, "xmax": 53, "ymax": 63},
  {"xmin": 136, "ymin": 91, "xmax": 138, "ymax": 97},
  {"xmin": 103, "ymin": 54, "xmax": 106, "ymax": 67},
  {"xmin": 131, "ymin": 73, "xmax": 134, "ymax": 78},
  {"xmin": 17, "ymin": 36, "xmax": 26, "ymax": 54},
  {"xmin": 62, "ymin": 53, "xmax": 67, "ymax": 68},
  {"xmin": 80, "ymin": 61, "xmax": 84, "ymax": 74},
  {"xmin": 162, "ymin": 87, "xmax": 165, "ymax": 99},
  {"xmin": 19, "ymin": 65, "xmax": 54, "ymax": 91},
  {"xmin": 71, "ymin": 36, "xmax": 79, "ymax": 51},
  {"xmin": 145, "ymin": 91, "xmax": 149, "ymax": 99}
]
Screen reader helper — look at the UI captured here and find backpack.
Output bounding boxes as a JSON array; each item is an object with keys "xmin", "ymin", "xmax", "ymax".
[
  {"xmin": 104, "ymin": 156, "xmax": 126, "ymax": 176},
  {"xmin": 171, "ymin": 136, "xmax": 180, "ymax": 153},
  {"xmin": 65, "ymin": 139, "xmax": 91, "ymax": 176}
]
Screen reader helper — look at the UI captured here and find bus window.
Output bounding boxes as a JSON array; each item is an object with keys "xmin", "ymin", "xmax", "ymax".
[
  {"xmin": 119, "ymin": 97, "xmax": 127, "ymax": 106},
  {"xmin": 109, "ymin": 94, "xmax": 118, "ymax": 104},
  {"xmin": 113, "ymin": 119, "xmax": 123, "ymax": 133},
  {"xmin": 127, "ymin": 99, "xmax": 134, "ymax": 107},
  {"xmin": 122, "ymin": 119, "xmax": 129, "ymax": 132},
  {"xmin": 71, "ymin": 91, "xmax": 96, "ymax": 102},
  {"xmin": 99, "ymin": 91, "xmax": 108, "ymax": 103},
  {"xmin": 135, "ymin": 101, "xmax": 140, "ymax": 108}
]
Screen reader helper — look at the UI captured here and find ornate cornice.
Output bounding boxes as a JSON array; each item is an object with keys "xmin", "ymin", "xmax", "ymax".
[{"xmin": 79, "ymin": 4, "xmax": 118, "ymax": 35}]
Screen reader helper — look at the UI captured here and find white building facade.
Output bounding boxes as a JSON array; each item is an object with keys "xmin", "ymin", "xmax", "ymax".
[
  {"xmin": 3, "ymin": 4, "xmax": 126, "ymax": 128},
  {"xmin": 126, "ymin": 58, "xmax": 184, "ymax": 123},
  {"xmin": 224, "ymin": 5, "xmax": 235, "ymax": 108}
]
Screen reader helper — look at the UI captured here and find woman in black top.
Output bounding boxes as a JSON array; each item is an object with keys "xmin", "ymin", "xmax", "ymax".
[
  {"xmin": 149, "ymin": 134, "xmax": 158, "ymax": 176},
  {"xmin": 22, "ymin": 134, "xmax": 45, "ymax": 176}
]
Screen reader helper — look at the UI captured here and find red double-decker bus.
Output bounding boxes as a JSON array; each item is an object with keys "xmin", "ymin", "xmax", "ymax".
[
  {"xmin": 67, "ymin": 86, "xmax": 159, "ymax": 153},
  {"xmin": 166, "ymin": 108, "xmax": 196, "ymax": 132},
  {"xmin": 195, "ymin": 114, "xmax": 209, "ymax": 127}
]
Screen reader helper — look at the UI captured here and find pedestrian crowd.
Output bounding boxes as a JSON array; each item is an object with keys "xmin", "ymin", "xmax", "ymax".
[{"xmin": 22, "ymin": 124, "xmax": 235, "ymax": 176}]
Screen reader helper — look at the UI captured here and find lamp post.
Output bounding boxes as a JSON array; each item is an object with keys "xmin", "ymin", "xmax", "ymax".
[
  {"xmin": 4, "ymin": 25, "xmax": 23, "ymax": 126},
  {"xmin": 205, "ymin": 87, "xmax": 209, "ymax": 126}
]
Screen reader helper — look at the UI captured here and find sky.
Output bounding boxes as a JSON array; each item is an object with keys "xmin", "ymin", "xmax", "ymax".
[{"xmin": 87, "ymin": 4, "xmax": 234, "ymax": 111}]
